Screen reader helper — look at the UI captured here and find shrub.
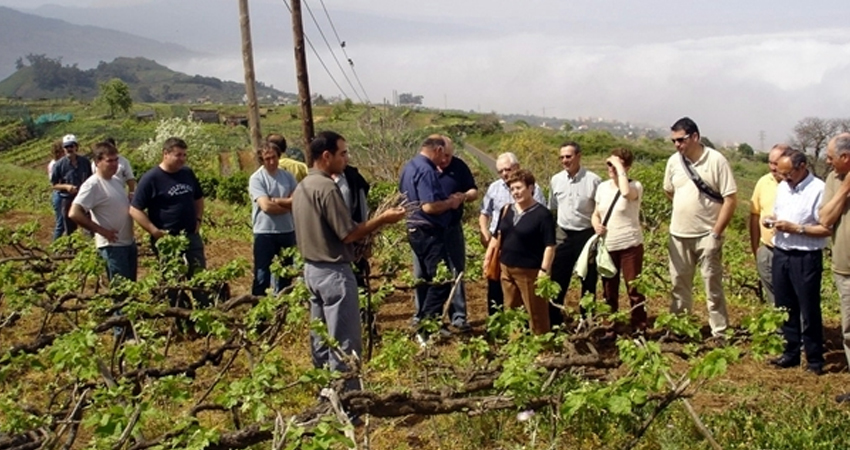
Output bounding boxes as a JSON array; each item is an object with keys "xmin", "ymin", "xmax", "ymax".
[{"xmin": 216, "ymin": 172, "xmax": 250, "ymax": 205}]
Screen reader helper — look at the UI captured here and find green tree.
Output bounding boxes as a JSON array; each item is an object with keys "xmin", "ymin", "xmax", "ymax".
[
  {"xmin": 97, "ymin": 78, "xmax": 133, "ymax": 118},
  {"xmin": 738, "ymin": 142, "xmax": 754, "ymax": 157}
]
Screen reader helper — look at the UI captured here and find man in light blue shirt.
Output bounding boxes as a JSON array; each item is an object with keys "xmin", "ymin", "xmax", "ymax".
[
  {"xmin": 767, "ymin": 148, "xmax": 831, "ymax": 375},
  {"xmin": 249, "ymin": 142, "xmax": 298, "ymax": 295}
]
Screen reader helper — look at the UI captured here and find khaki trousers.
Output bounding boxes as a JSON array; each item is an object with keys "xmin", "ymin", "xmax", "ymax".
[
  {"xmin": 501, "ymin": 264, "xmax": 551, "ymax": 335},
  {"xmin": 834, "ymin": 272, "xmax": 850, "ymax": 368},
  {"xmin": 668, "ymin": 234, "xmax": 728, "ymax": 336}
]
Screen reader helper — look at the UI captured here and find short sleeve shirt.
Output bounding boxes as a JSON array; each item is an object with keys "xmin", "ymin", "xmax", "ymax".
[
  {"xmin": 399, "ymin": 154, "xmax": 450, "ymax": 228},
  {"xmin": 73, "ymin": 175, "xmax": 135, "ymax": 248},
  {"xmin": 438, "ymin": 156, "xmax": 477, "ymax": 226},
  {"xmin": 549, "ymin": 167, "xmax": 601, "ymax": 230},
  {"xmin": 131, "ymin": 166, "xmax": 203, "ymax": 234},
  {"xmin": 664, "ymin": 147, "xmax": 737, "ymax": 238},
  {"xmin": 750, "ymin": 173, "xmax": 779, "ymax": 247},
  {"xmin": 249, "ymin": 167, "xmax": 297, "ymax": 234},
  {"xmin": 51, "ymin": 155, "xmax": 93, "ymax": 198},
  {"xmin": 824, "ymin": 171, "xmax": 850, "ymax": 274},
  {"xmin": 292, "ymin": 169, "xmax": 358, "ymax": 263},
  {"xmin": 594, "ymin": 179, "xmax": 644, "ymax": 251},
  {"xmin": 498, "ymin": 203, "xmax": 556, "ymax": 269},
  {"xmin": 91, "ymin": 155, "xmax": 135, "ymax": 188},
  {"xmin": 772, "ymin": 172, "xmax": 826, "ymax": 251}
]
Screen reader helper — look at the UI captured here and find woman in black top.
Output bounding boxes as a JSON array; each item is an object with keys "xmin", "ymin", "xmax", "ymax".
[{"xmin": 483, "ymin": 169, "xmax": 556, "ymax": 334}]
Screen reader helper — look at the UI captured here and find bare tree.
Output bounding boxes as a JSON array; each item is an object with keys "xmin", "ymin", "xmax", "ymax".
[{"xmin": 793, "ymin": 117, "xmax": 838, "ymax": 177}]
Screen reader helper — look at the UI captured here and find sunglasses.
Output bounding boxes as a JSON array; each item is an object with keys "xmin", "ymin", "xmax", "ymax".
[
  {"xmin": 671, "ymin": 134, "xmax": 691, "ymax": 144},
  {"xmin": 64, "ymin": 144, "xmax": 78, "ymax": 149},
  {"xmin": 559, "ymin": 154, "xmax": 575, "ymax": 160}
]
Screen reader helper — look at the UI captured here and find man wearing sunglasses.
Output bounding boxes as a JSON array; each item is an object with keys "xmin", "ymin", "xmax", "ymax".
[
  {"xmin": 50, "ymin": 134, "xmax": 93, "ymax": 240},
  {"xmin": 663, "ymin": 117, "xmax": 737, "ymax": 339},
  {"xmin": 548, "ymin": 142, "xmax": 601, "ymax": 327}
]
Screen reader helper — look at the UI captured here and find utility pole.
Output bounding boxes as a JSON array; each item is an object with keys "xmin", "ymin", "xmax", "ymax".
[
  {"xmin": 238, "ymin": 0, "xmax": 263, "ymax": 154},
  {"xmin": 291, "ymin": 0, "xmax": 314, "ymax": 164}
]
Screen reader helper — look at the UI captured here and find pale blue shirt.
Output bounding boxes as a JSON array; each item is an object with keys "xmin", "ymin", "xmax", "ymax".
[
  {"xmin": 249, "ymin": 167, "xmax": 297, "ymax": 234},
  {"xmin": 772, "ymin": 171, "xmax": 827, "ymax": 251},
  {"xmin": 548, "ymin": 167, "xmax": 601, "ymax": 230},
  {"xmin": 480, "ymin": 178, "xmax": 546, "ymax": 233}
]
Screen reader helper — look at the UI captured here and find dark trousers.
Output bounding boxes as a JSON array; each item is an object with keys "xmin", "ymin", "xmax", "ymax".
[
  {"xmin": 251, "ymin": 232, "xmax": 296, "ymax": 296},
  {"xmin": 602, "ymin": 244, "xmax": 647, "ymax": 328},
  {"xmin": 55, "ymin": 196, "xmax": 78, "ymax": 240},
  {"xmin": 773, "ymin": 248, "xmax": 824, "ymax": 367},
  {"xmin": 487, "ymin": 279, "xmax": 505, "ymax": 316},
  {"xmin": 550, "ymin": 227, "xmax": 597, "ymax": 327},
  {"xmin": 408, "ymin": 226, "xmax": 451, "ymax": 326}
]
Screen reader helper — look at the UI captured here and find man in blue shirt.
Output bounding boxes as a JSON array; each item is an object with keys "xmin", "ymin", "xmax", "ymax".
[
  {"xmin": 50, "ymin": 134, "xmax": 93, "ymax": 240},
  {"xmin": 249, "ymin": 142, "xmax": 298, "ymax": 295},
  {"xmin": 399, "ymin": 136, "xmax": 464, "ymax": 343}
]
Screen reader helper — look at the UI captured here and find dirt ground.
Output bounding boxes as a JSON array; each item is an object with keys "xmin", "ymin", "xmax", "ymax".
[{"xmin": 4, "ymin": 208, "xmax": 850, "ymax": 445}]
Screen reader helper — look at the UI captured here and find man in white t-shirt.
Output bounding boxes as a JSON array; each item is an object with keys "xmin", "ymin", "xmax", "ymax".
[
  {"xmin": 90, "ymin": 138, "xmax": 136, "ymax": 197},
  {"xmin": 664, "ymin": 117, "xmax": 737, "ymax": 338},
  {"xmin": 70, "ymin": 141, "xmax": 137, "ymax": 284}
]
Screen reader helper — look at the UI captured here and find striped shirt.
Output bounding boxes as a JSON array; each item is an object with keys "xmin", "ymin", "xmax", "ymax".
[{"xmin": 773, "ymin": 171, "xmax": 827, "ymax": 251}]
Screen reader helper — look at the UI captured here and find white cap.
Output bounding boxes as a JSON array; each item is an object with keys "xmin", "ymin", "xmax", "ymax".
[{"xmin": 62, "ymin": 134, "xmax": 78, "ymax": 146}]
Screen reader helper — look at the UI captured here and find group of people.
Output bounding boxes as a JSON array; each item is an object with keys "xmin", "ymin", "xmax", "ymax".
[
  {"xmin": 46, "ymin": 120, "xmax": 850, "ymax": 402},
  {"xmin": 750, "ymin": 133, "xmax": 850, "ymax": 394}
]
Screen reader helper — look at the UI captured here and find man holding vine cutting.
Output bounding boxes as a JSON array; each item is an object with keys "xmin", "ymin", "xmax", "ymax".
[{"xmin": 664, "ymin": 117, "xmax": 737, "ymax": 339}]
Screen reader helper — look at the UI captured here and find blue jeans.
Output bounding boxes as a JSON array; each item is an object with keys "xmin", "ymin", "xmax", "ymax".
[
  {"xmin": 252, "ymin": 232, "xmax": 296, "ymax": 295},
  {"xmin": 51, "ymin": 191, "xmax": 65, "ymax": 241},
  {"xmin": 413, "ymin": 223, "xmax": 468, "ymax": 326},
  {"xmin": 99, "ymin": 244, "xmax": 138, "ymax": 338},
  {"xmin": 98, "ymin": 244, "xmax": 139, "ymax": 282},
  {"xmin": 408, "ymin": 226, "xmax": 451, "ymax": 326}
]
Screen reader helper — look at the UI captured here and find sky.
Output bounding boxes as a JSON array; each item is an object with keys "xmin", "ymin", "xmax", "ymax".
[{"xmin": 4, "ymin": 0, "xmax": 850, "ymax": 147}]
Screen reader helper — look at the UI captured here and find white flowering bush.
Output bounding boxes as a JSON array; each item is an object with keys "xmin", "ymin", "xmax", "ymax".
[{"xmin": 137, "ymin": 117, "xmax": 220, "ymax": 173}]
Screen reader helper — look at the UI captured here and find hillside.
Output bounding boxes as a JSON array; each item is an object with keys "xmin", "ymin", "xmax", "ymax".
[
  {"xmin": 0, "ymin": 56, "xmax": 295, "ymax": 104},
  {"xmin": 0, "ymin": 6, "xmax": 202, "ymax": 81}
]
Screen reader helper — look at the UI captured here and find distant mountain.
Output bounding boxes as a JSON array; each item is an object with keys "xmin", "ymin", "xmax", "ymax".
[
  {"xmin": 0, "ymin": 6, "xmax": 202, "ymax": 80},
  {"xmin": 0, "ymin": 56, "xmax": 294, "ymax": 104}
]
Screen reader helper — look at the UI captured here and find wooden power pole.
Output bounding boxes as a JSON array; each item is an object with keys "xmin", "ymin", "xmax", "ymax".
[
  {"xmin": 238, "ymin": 0, "xmax": 263, "ymax": 153},
  {"xmin": 290, "ymin": 0, "xmax": 315, "ymax": 164}
]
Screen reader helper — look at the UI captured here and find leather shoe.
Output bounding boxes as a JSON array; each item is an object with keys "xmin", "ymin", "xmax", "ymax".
[
  {"xmin": 835, "ymin": 392, "xmax": 850, "ymax": 403},
  {"xmin": 769, "ymin": 355, "xmax": 800, "ymax": 369},
  {"xmin": 806, "ymin": 364, "xmax": 824, "ymax": 376}
]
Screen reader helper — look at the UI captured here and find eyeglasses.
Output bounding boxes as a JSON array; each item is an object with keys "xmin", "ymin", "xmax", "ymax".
[
  {"xmin": 559, "ymin": 154, "xmax": 575, "ymax": 160},
  {"xmin": 64, "ymin": 144, "xmax": 77, "ymax": 149},
  {"xmin": 497, "ymin": 168, "xmax": 513, "ymax": 174},
  {"xmin": 671, "ymin": 134, "xmax": 691, "ymax": 144}
]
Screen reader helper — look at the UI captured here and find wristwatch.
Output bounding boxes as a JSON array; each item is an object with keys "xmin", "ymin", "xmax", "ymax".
[{"xmin": 798, "ymin": 225, "xmax": 805, "ymax": 235}]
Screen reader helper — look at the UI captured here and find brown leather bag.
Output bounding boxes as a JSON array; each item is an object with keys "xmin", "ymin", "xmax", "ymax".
[{"xmin": 484, "ymin": 205, "xmax": 510, "ymax": 281}]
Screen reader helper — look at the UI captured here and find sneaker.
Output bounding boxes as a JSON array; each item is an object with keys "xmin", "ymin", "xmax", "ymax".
[
  {"xmin": 414, "ymin": 333, "xmax": 429, "ymax": 348},
  {"xmin": 437, "ymin": 326, "xmax": 452, "ymax": 339}
]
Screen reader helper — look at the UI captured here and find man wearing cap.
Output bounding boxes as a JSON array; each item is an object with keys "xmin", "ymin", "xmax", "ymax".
[
  {"xmin": 749, "ymin": 144, "xmax": 788, "ymax": 305},
  {"xmin": 50, "ymin": 134, "xmax": 93, "ymax": 240}
]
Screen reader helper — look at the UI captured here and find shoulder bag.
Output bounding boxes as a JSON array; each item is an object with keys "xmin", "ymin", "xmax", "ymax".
[{"xmin": 484, "ymin": 204, "xmax": 511, "ymax": 281}]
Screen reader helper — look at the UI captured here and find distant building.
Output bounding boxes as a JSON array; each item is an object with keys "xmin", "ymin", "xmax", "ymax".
[{"xmin": 188, "ymin": 109, "xmax": 220, "ymax": 123}]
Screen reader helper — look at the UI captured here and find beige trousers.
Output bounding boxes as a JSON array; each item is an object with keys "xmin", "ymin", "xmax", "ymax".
[{"xmin": 668, "ymin": 234, "xmax": 728, "ymax": 336}]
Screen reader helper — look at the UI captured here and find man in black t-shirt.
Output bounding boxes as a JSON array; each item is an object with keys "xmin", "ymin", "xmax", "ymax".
[{"xmin": 130, "ymin": 137, "xmax": 208, "ymax": 306}]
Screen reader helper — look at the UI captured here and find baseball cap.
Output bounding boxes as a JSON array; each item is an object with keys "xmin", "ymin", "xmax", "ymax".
[{"xmin": 62, "ymin": 134, "xmax": 78, "ymax": 147}]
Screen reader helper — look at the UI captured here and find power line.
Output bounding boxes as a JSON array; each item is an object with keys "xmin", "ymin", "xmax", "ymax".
[
  {"xmin": 317, "ymin": 0, "xmax": 371, "ymax": 103},
  {"xmin": 280, "ymin": 0, "xmax": 349, "ymax": 100},
  {"xmin": 302, "ymin": 0, "xmax": 363, "ymax": 103}
]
